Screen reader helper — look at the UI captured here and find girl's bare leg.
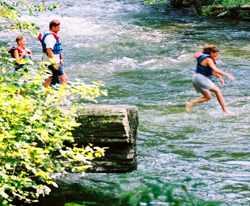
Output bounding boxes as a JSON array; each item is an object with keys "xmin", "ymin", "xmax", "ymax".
[
  {"xmin": 210, "ymin": 86, "xmax": 228, "ymax": 113},
  {"xmin": 186, "ymin": 90, "xmax": 211, "ymax": 112}
]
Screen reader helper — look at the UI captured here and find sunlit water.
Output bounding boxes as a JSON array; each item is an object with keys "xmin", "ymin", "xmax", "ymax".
[{"xmin": 1, "ymin": 0, "xmax": 250, "ymax": 205}]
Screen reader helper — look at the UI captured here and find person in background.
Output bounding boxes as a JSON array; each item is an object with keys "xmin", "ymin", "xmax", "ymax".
[
  {"xmin": 38, "ymin": 19, "xmax": 68, "ymax": 87},
  {"xmin": 186, "ymin": 44, "xmax": 235, "ymax": 114},
  {"xmin": 9, "ymin": 35, "xmax": 32, "ymax": 71}
]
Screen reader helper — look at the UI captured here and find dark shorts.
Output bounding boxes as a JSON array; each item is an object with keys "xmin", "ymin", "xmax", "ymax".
[
  {"xmin": 48, "ymin": 64, "xmax": 64, "ymax": 85},
  {"xmin": 15, "ymin": 63, "xmax": 25, "ymax": 71}
]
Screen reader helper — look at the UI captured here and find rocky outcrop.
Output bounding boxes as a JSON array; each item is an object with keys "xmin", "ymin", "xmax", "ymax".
[
  {"xmin": 73, "ymin": 104, "xmax": 139, "ymax": 172},
  {"xmin": 35, "ymin": 105, "xmax": 139, "ymax": 206}
]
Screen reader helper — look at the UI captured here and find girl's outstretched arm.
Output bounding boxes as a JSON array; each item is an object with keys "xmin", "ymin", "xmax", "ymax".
[
  {"xmin": 213, "ymin": 72, "xmax": 225, "ymax": 85},
  {"xmin": 207, "ymin": 59, "xmax": 235, "ymax": 80}
]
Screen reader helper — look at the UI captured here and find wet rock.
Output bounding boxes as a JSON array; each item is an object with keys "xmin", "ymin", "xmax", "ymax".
[
  {"xmin": 35, "ymin": 105, "xmax": 138, "ymax": 206},
  {"xmin": 73, "ymin": 104, "xmax": 139, "ymax": 173}
]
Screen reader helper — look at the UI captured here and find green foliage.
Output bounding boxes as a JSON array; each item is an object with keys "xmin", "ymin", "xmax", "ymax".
[
  {"xmin": 216, "ymin": 0, "xmax": 250, "ymax": 7},
  {"xmin": 0, "ymin": 0, "xmax": 59, "ymax": 14},
  {"xmin": 0, "ymin": 0, "xmax": 59, "ymax": 36},
  {"xmin": 64, "ymin": 203, "xmax": 86, "ymax": 206},
  {"xmin": 0, "ymin": 47, "xmax": 106, "ymax": 205},
  {"xmin": 144, "ymin": 0, "xmax": 167, "ymax": 5},
  {"xmin": 29, "ymin": 2, "xmax": 60, "ymax": 13},
  {"xmin": 143, "ymin": 0, "xmax": 250, "ymax": 18},
  {"xmin": 0, "ymin": 3, "xmax": 18, "ymax": 20},
  {"xmin": 0, "ymin": 1, "xmax": 107, "ymax": 204},
  {"xmin": 119, "ymin": 180, "xmax": 222, "ymax": 206},
  {"xmin": 62, "ymin": 177, "xmax": 222, "ymax": 206},
  {"xmin": 202, "ymin": 0, "xmax": 250, "ymax": 17},
  {"xmin": 13, "ymin": 21, "xmax": 39, "ymax": 37}
]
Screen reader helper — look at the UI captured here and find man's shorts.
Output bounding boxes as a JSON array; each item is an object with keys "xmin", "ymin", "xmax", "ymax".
[
  {"xmin": 192, "ymin": 73, "xmax": 216, "ymax": 94},
  {"xmin": 48, "ymin": 64, "xmax": 64, "ymax": 85}
]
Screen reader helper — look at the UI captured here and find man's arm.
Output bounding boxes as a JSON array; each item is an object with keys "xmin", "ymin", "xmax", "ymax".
[
  {"xmin": 46, "ymin": 48, "xmax": 54, "ymax": 59},
  {"xmin": 46, "ymin": 48, "xmax": 56, "ymax": 64},
  {"xmin": 60, "ymin": 53, "xmax": 64, "ymax": 65},
  {"xmin": 44, "ymin": 34, "xmax": 57, "ymax": 63}
]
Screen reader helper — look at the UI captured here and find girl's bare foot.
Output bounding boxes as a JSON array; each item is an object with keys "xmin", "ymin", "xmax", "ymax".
[
  {"xmin": 224, "ymin": 111, "xmax": 235, "ymax": 116},
  {"xmin": 185, "ymin": 102, "xmax": 193, "ymax": 112}
]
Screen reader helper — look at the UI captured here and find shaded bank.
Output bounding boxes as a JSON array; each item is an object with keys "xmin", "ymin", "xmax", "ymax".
[
  {"xmin": 152, "ymin": 0, "xmax": 250, "ymax": 19},
  {"xmin": 203, "ymin": 4, "xmax": 250, "ymax": 20},
  {"xmin": 36, "ymin": 174, "xmax": 222, "ymax": 206}
]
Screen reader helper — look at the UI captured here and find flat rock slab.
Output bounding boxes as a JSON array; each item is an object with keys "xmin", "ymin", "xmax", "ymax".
[{"xmin": 73, "ymin": 104, "xmax": 139, "ymax": 173}]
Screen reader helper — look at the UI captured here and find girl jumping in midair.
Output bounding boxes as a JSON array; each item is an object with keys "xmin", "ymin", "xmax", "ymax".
[{"xmin": 186, "ymin": 44, "xmax": 234, "ymax": 114}]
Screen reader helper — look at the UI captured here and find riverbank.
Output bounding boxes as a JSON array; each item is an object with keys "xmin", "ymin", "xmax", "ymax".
[
  {"xmin": 157, "ymin": 1, "xmax": 250, "ymax": 20},
  {"xmin": 203, "ymin": 4, "xmax": 250, "ymax": 20}
]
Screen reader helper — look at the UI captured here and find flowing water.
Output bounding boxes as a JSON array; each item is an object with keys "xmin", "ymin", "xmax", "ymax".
[{"xmin": 2, "ymin": 0, "xmax": 250, "ymax": 205}]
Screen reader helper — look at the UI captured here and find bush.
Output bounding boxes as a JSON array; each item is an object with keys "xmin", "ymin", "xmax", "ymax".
[
  {"xmin": 0, "ymin": 1, "xmax": 107, "ymax": 205},
  {"xmin": 0, "ymin": 47, "xmax": 106, "ymax": 206},
  {"xmin": 216, "ymin": 0, "xmax": 250, "ymax": 7}
]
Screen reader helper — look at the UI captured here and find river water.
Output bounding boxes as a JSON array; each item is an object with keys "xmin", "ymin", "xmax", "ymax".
[{"xmin": 2, "ymin": 0, "xmax": 250, "ymax": 205}]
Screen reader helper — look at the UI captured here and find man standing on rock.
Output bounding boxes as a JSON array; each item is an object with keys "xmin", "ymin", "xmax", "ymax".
[{"xmin": 38, "ymin": 19, "xmax": 68, "ymax": 87}]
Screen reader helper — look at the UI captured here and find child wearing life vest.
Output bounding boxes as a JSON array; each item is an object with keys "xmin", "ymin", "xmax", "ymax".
[
  {"xmin": 186, "ymin": 45, "xmax": 235, "ymax": 114},
  {"xmin": 194, "ymin": 50, "xmax": 225, "ymax": 85},
  {"xmin": 9, "ymin": 35, "xmax": 32, "ymax": 71}
]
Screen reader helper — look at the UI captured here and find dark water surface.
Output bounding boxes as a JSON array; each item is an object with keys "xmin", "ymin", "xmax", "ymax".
[{"xmin": 2, "ymin": 0, "xmax": 250, "ymax": 205}]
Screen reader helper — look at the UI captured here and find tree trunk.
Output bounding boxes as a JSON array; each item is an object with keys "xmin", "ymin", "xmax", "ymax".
[
  {"xmin": 170, "ymin": 0, "xmax": 202, "ymax": 15},
  {"xmin": 170, "ymin": 0, "xmax": 184, "ymax": 8},
  {"xmin": 193, "ymin": 0, "xmax": 202, "ymax": 15}
]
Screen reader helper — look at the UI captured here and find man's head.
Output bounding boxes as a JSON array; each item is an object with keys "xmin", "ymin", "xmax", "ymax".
[
  {"xmin": 49, "ymin": 19, "xmax": 61, "ymax": 33},
  {"xmin": 16, "ymin": 35, "xmax": 26, "ymax": 47},
  {"xmin": 203, "ymin": 44, "xmax": 219, "ymax": 60}
]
